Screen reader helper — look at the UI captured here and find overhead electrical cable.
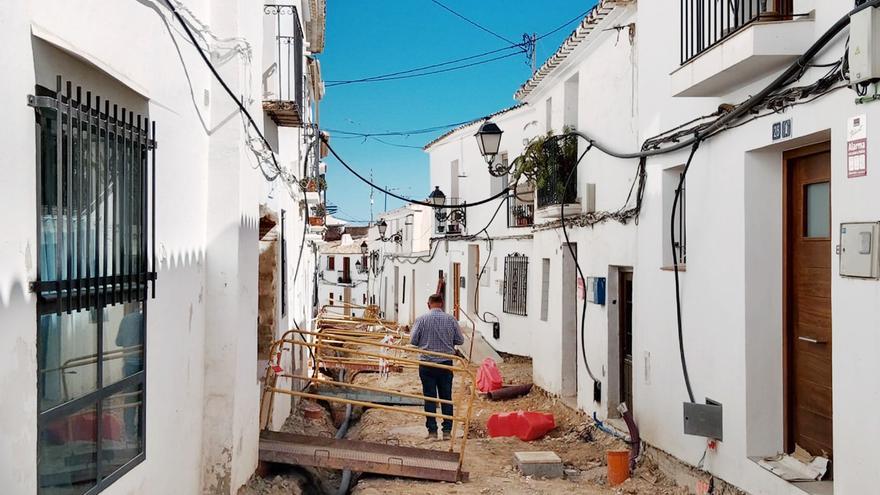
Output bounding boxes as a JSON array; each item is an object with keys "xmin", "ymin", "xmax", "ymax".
[
  {"xmin": 325, "ymin": 10, "xmax": 589, "ymax": 87},
  {"xmin": 326, "ymin": 50, "xmax": 525, "ymax": 87},
  {"xmin": 429, "ymin": 0, "xmax": 521, "ymax": 47},
  {"xmin": 160, "ymin": 0, "xmax": 317, "ymax": 360}
]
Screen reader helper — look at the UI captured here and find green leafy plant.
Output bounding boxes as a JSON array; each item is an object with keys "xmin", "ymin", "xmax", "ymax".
[{"xmin": 513, "ymin": 126, "xmax": 578, "ymax": 207}]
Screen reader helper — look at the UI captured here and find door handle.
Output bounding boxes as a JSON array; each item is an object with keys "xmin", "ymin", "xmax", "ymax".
[{"xmin": 798, "ymin": 336, "xmax": 827, "ymax": 344}]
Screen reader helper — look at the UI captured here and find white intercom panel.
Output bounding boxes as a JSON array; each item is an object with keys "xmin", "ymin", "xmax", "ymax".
[{"xmin": 840, "ymin": 222, "xmax": 880, "ymax": 278}]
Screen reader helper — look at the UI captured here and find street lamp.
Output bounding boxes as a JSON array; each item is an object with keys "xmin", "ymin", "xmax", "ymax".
[
  {"xmin": 376, "ymin": 219, "xmax": 402, "ymax": 244},
  {"xmin": 475, "ymin": 120, "xmax": 505, "ymax": 176},
  {"xmin": 357, "ymin": 241, "xmax": 369, "ymax": 274},
  {"xmin": 429, "ymin": 186, "xmax": 466, "ymax": 228},
  {"xmin": 370, "ymin": 249, "xmax": 381, "ymax": 277}
]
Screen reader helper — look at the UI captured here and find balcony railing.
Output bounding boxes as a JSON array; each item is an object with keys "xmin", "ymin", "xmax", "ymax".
[
  {"xmin": 508, "ymin": 187, "xmax": 535, "ymax": 228},
  {"xmin": 535, "ymin": 135, "xmax": 578, "ymax": 209},
  {"xmin": 680, "ymin": 0, "xmax": 794, "ymax": 65},
  {"xmin": 264, "ymin": 4, "xmax": 304, "ymax": 127}
]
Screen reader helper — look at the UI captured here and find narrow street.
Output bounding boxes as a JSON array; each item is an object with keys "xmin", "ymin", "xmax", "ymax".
[
  {"xmin": 248, "ymin": 353, "xmax": 689, "ymax": 494},
  {"xmin": 7, "ymin": 1, "xmax": 880, "ymax": 494}
]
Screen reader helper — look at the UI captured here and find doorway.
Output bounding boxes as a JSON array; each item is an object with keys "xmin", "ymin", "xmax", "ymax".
[
  {"xmin": 452, "ymin": 262, "xmax": 461, "ymax": 319},
  {"xmin": 468, "ymin": 244, "xmax": 480, "ymax": 316},
  {"xmin": 784, "ymin": 142, "xmax": 832, "ymax": 459},
  {"xmin": 618, "ymin": 269, "xmax": 634, "ymax": 411},
  {"xmin": 561, "ymin": 243, "xmax": 578, "ymax": 398},
  {"xmin": 342, "ymin": 256, "xmax": 351, "ymax": 283},
  {"xmin": 393, "ymin": 266, "xmax": 400, "ymax": 321}
]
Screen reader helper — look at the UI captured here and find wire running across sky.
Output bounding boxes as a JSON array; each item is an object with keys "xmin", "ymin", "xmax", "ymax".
[{"xmin": 325, "ymin": 9, "xmax": 590, "ymax": 87}]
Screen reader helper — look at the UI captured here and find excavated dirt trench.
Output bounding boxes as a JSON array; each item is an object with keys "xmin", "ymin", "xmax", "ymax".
[{"xmin": 242, "ymin": 355, "xmax": 699, "ymax": 494}]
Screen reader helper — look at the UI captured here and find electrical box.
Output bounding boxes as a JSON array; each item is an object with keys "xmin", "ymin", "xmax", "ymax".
[
  {"xmin": 683, "ymin": 400, "xmax": 723, "ymax": 441},
  {"xmin": 849, "ymin": 6, "xmax": 880, "ymax": 85},
  {"xmin": 586, "ymin": 277, "xmax": 606, "ymax": 305},
  {"xmin": 840, "ymin": 222, "xmax": 880, "ymax": 278}
]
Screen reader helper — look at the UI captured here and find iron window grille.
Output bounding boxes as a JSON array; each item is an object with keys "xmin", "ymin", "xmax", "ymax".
[
  {"xmin": 502, "ymin": 253, "xmax": 529, "ymax": 316},
  {"xmin": 29, "ymin": 76, "xmax": 157, "ymax": 494},
  {"xmin": 535, "ymin": 134, "xmax": 578, "ymax": 209},
  {"xmin": 680, "ymin": 0, "xmax": 795, "ymax": 65}
]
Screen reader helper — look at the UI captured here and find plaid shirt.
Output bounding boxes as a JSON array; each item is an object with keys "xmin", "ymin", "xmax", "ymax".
[{"xmin": 410, "ymin": 309, "xmax": 464, "ymax": 363}]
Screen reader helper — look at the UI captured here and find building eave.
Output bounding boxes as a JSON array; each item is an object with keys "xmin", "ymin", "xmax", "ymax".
[
  {"xmin": 422, "ymin": 103, "xmax": 527, "ymax": 151},
  {"xmin": 514, "ymin": 0, "xmax": 628, "ymax": 101}
]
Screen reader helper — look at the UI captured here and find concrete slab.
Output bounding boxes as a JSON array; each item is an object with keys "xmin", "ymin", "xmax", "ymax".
[
  {"xmin": 514, "ymin": 451, "xmax": 564, "ymax": 479},
  {"xmin": 459, "ymin": 324, "xmax": 503, "ymax": 364}
]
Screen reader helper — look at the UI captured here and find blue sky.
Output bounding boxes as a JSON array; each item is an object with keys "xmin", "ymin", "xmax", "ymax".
[{"xmin": 319, "ymin": 0, "xmax": 595, "ymax": 223}]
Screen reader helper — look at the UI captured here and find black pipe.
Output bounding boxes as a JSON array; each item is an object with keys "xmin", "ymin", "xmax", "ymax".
[{"xmin": 487, "ymin": 383, "xmax": 533, "ymax": 401}]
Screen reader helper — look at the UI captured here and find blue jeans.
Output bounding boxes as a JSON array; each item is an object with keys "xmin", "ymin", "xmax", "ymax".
[{"xmin": 419, "ymin": 361, "xmax": 453, "ymax": 432}]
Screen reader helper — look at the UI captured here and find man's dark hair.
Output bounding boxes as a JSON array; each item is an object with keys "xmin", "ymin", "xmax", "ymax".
[{"xmin": 427, "ymin": 293, "xmax": 444, "ymax": 305}]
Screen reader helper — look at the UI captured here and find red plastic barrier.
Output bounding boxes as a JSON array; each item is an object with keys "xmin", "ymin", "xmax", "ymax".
[
  {"xmin": 476, "ymin": 357, "xmax": 503, "ymax": 393},
  {"xmin": 486, "ymin": 411, "xmax": 556, "ymax": 441}
]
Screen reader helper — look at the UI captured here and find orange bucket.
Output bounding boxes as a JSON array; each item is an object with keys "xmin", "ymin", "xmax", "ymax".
[{"xmin": 607, "ymin": 449, "xmax": 630, "ymax": 486}]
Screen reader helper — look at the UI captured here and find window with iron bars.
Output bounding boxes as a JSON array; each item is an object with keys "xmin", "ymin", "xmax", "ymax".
[
  {"xmin": 29, "ymin": 76, "xmax": 157, "ymax": 494},
  {"xmin": 502, "ymin": 253, "xmax": 529, "ymax": 316}
]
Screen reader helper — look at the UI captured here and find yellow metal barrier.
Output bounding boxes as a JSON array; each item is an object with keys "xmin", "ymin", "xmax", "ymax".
[{"xmin": 260, "ymin": 328, "xmax": 477, "ymax": 478}]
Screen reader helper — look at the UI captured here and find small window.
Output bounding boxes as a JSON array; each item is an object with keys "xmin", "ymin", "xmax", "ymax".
[
  {"xmin": 329, "ymin": 292, "xmax": 334, "ymax": 306},
  {"xmin": 540, "ymin": 259, "xmax": 550, "ymax": 321},
  {"xmin": 503, "ymin": 253, "xmax": 528, "ymax": 316},
  {"xmin": 804, "ymin": 182, "xmax": 830, "ymax": 238},
  {"xmin": 663, "ymin": 166, "xmax": 687, "ymax": 266},
  {"xmin": 327, "ymin": 256, "xmax": 335, "ymax": 270},
  {"xmin": 545, "ymin": 97, "xmax": 553, "ymax": 132}
]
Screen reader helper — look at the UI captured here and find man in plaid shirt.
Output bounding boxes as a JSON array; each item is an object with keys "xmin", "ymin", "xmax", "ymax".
[{"xmin": 410, "ymin": 293, "xmax": 464, "ymax": 439}]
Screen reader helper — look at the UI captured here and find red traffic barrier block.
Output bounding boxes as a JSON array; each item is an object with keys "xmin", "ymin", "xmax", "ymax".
[
  {"xmin": 487, "ymin": 411, "xmax": 556, "ymax": 441},
  {"xmin": 476, "ymin": 357, "xmax": 503, "ymax": 393}
]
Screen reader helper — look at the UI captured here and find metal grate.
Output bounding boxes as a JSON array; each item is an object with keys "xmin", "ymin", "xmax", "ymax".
[
  {"xmin": 264, "ymin": 4, "xmax": 304, "ymax": 126},
  {"xmin": 680, "ymin": 0, "xmax": 794, "ymax": 65},
  {"xmin": 535, "ymin": 134, "xmax": 578, "ymax": 208},
  {"xmin": 502, "ymin": 253, "xmax": 528, "ymax": 316},
  {"xmin": 29, "ymin": 75, "xmax": 157, "ymax": 315}
]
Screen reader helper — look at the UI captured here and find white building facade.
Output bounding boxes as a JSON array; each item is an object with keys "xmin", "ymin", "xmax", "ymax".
[
  {"xmin": 0, "ymin": 0, "xmax": 327, "ymax": 493},
  {"xmin": 385, "ymin": 1, "xmax": 880, "ymax": 493}
]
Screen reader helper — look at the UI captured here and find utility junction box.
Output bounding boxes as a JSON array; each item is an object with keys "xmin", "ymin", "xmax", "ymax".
[
  {"xmin": 840, "ymin": 222, "xmax": 880, "ymax": 278},
  {"xmin": 850, "ymin": 5, "xmax": 880, "ymax": 85}
]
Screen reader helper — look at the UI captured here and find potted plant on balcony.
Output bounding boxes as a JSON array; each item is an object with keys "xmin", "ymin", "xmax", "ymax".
[
  {"xmin": 309, "ymin": 204, "xmax": 326, "ymax": 226},
  {"xmin": 512, "ymin": 204, "xmax": 533, "ymax": 226},
  {"xmin": 514, "ymin": 127, "xmax": 578, "ymax": 209}
]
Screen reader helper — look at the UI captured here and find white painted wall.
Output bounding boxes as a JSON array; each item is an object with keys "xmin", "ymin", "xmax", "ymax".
[
  {"xmin": 417, "ymin": 3, "xmax": 880, "ymax": 494},
  {"xmin": 0, "ymin": 1, "xmax": 320, "ymax": 493}
]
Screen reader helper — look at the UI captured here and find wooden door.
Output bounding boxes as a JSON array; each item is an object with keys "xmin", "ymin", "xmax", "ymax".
[
  {"xmin": 452, "ymin": 263, "xmax": 461, "ymax": 319},
  {"xmin": 342, "ymin": 256, "xmax": 351, "ymax": 283},
  {"xmin": 784, "ymin": 142, "xmax": 832, "ymax": 458},
  {"xmin": 619, "ymin": 270, "xmax": 634, "ymax": 410}
]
